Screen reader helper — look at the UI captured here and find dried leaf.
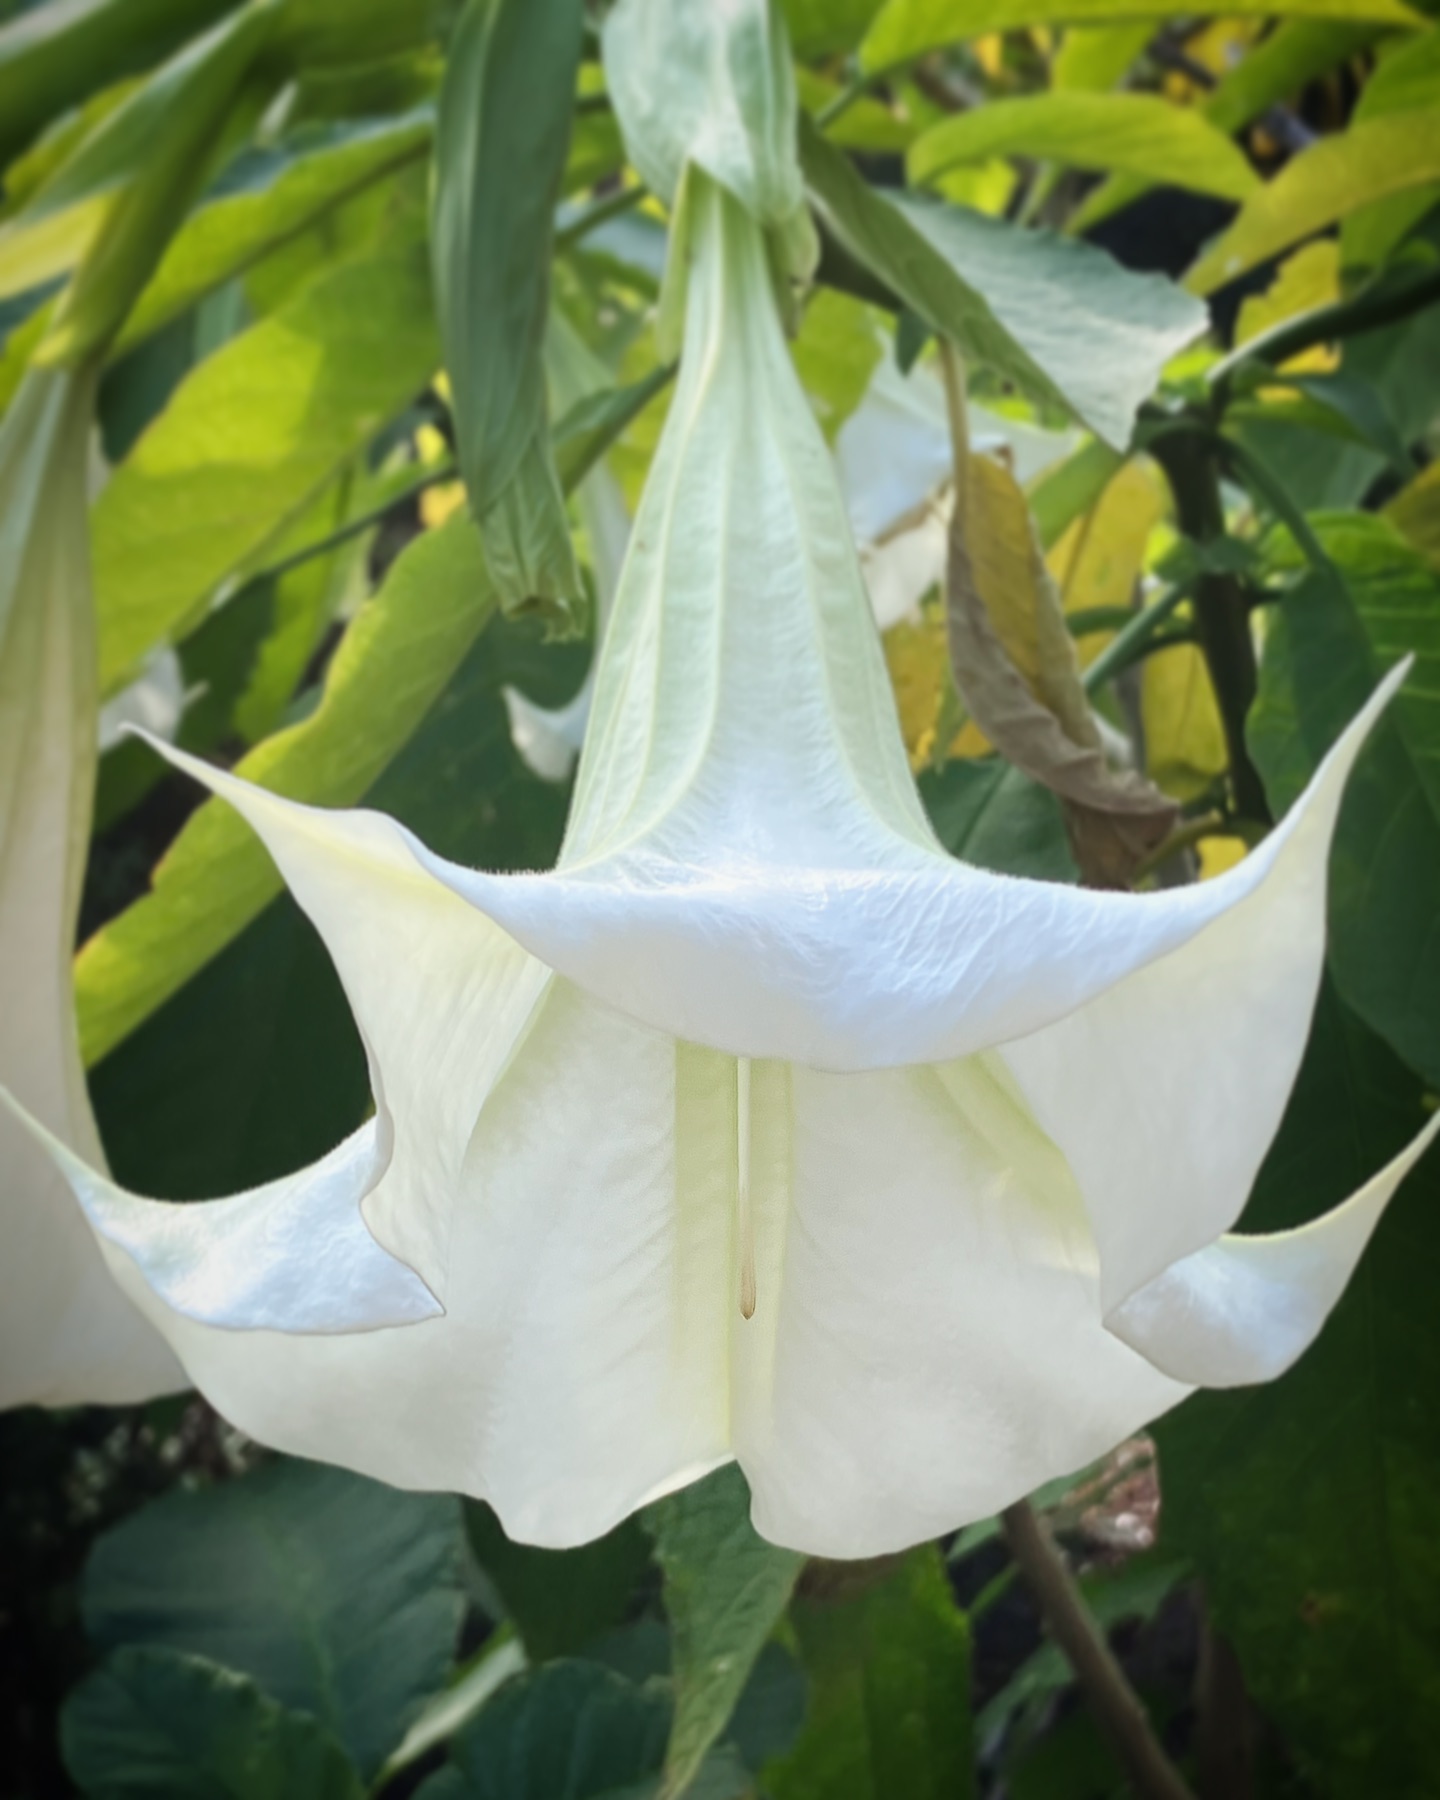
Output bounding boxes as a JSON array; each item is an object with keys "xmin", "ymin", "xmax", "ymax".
[{"xmin": 945, "ymin": 443, "xmax": 1177, "ymax": 886}]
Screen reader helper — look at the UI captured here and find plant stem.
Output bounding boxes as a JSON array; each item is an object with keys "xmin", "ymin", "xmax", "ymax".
[
  {"xmin": 1002, "ymin": 1501, "xmax": 1200, "ymax": 1800},
  {"xmin": 1208, "ymin": 260, "xmax": 1440, "ymax": 402},
  {"xmin": 248, "ymin": 463, "xmax": 458, "ymax": 588},
  {"xmin": 1081, "ymin": 585, "xmax": 1192, "ymax": 695},
  {"xmin": 1147, "ymin": 428, "xmax": 1271, "ymax": 825},
  {"xmin": 815, "ymin": 72, "xmax": 871, "ymax": 128},
  {"xmin": 555, "ymin": 180, "xmax": 647, "ymax": 249}
]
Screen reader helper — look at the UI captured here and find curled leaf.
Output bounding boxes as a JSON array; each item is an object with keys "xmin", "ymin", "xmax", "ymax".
[{"xmin": 942, "ymin": 361, "xmax": 1178, "ymax": 887}]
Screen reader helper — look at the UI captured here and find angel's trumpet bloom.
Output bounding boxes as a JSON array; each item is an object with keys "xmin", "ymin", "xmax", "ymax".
[
  {"xmin": 7, "ymin": 180, "xmax": 1434, "ymax": 1557},
  {"xmin": 0, "ymin": 367, "xmax": 181, "ymax": 1406}
]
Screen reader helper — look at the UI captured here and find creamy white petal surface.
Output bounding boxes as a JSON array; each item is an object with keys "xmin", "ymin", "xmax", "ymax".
[
  {"xmin": 0, "ymin": 368, "xmax": 181, "ymax": 1407},
  {"xmin": 1107, "ymin": 1108, "xmax": 1440, "ymax": 1386},
  {"xmin": 11, "ymin": 179, "xmax": 1432, "ymax": 1558}
]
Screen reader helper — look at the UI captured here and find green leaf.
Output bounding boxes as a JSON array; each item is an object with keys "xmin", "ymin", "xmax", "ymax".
[
  {"xmin": 117, "ymin": 111, "xmax": 433, "ymax": 353},
  {"xmin": 801, "ymin": 119, "xmax": 1203, "ymax": 448},
  {"xmin": 1073, "ymin": 20, "xmax": 1383, "ymax": 231},
  {"xmin": 61, "ymin": 1647, "xmax": 364, "ymax": 1800},
  {"xmin": 412, "ymin": 1661, "xmax": 678, "ymax": 1800},
  {"xmin": 1187, "ymin": 112, "xmax": 1440, "ymax": 295},
  {"xmin": 779, "ymin": 0, "xmax": 885, "ymax": 59},
  {"xmin": 432, "ymin": 0, "xmax": 582, "ymax": 619},
  {"xmin": 919, "ymin": 756, "xmax": 1078, "ymax": 882},
  {"xmin": 0, "ymin": 0, "xmax": 236, "ymax": 166},
  {"xmin": 271, "ymin": 0, "xmax": 446, "ymax": 68},
  {"xmin": 1154, "ymin": 979, "xmax": 1440, "ymax": 1799},
  {"xmin": 92, "ymin": 237, "xmax": 438, "ymax": 694},
  {"xmin": 859, "ymin": 0, "xmax": 1423, "ymax": 75},
  {"xmin": 1051, "ymin": 22, "xmax": 1153, "ymax": 91},
  {"xmin": 465, "ymin": 1503, "xmax": 654, "ymax": 1663},
  {"xmin": 1, "ymin": 5, "xmax": 276, "ymax": 362},
  {"xmin": 1342, "ymin": 31, "xmax": 1440, "ymax": 269},
  {"xmin": 909, "ymin": 92, "xmax": 1258, "ymax": 203},
  {"xmin": 769, "ymin": 1549, "xmax": 974, "ymax": 1800},
  {"xmin": 1249, "ymin": 514, "xmax": 1440, "ymax": 1088},
  {"xmin": 89, "ymin": 608, "xmax": 581, "ymax": 1196},
  {"xmin": 643, "ymin": 1464, "xmax": 805, "ymax": 1799},
  {"xmin": 81, "ymin": 1457, "xmax": 466, "ymax": 1782}
]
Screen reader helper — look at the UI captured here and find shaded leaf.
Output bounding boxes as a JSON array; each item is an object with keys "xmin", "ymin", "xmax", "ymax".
[
  {"xmin": 769, "ymin": 1550, "xmax": 973, "ymax": 1800},
  {"xmin": 1154, "ymin": 980, "xmax": 1440, "ymax": 1799},
  {"xmin": 61, "ymin": 1647, "xmax": 364, "ymax": 1800},
  {"xmin": 802, "ymin": 119, "xmax": 1203, "ymax": 448},
  {"xmin": 0, "ymin": 0, "xmax": 236, "ymax": 166},
  {"xmin": 1187, "ymin": 112, "xmax": 1440, "ymax": 295},
  {"xmin": 910, "ymin": 92, "xmax": 1258, "ymax": 203},
  {"xmin": 82, "ymin": 1458, "xmax": 466, "ymax": 1781},
  {"xmin": 1249, "ymin": 513, "xmax": 1440, "ymax": 1087},
  {"xmin": 432, "ymin": 0, "xmax": 582, "ymax": 618},
  {"xmin": 644, "ymin": 1464, "xmax": 805, "ymax": 1799},
  {"xmin": 919, "ymin": 757, "xmax": 1077, "ymax": 882},
  {"xmin": 466, "ymin": 1503, "xmax": 653, "ymax": 1663}
]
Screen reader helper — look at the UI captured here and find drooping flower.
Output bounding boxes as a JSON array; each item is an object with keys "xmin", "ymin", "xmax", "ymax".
[
  {"xmin": 0, "ymin": 367, "xmax": 183, "ymax": 1406},
  {"xmin": 6, "ymin": 170, "xmax": 1433, "ymax": 1557}
]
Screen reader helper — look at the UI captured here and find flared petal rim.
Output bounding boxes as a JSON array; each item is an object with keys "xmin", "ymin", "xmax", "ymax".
[
  {"xmin": 2, "ymin": 1089, "xmax": 439, "ymax": 1332},
  {"xmin": 1107, "ymin": 1107, "xmax": 1440, "ymax": 1386}
]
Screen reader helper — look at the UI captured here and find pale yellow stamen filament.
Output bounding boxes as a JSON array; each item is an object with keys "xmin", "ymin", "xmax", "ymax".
[{"xmin": 737, "ymin": 1056, "xmax": 756, "ymax": 1320}]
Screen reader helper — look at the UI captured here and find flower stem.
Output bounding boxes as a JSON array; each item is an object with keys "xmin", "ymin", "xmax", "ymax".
[{"xmin": 1001, "ymin": 1500, "xmax": 1200, "ymax": 1800}]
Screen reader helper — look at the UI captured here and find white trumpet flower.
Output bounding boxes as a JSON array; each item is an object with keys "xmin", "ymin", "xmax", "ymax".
[
  {"xmin": 0, "ymin": 367, "xmax": 182, "ymax": 1406},
  {"xmin": 6, "ymin": 180, "xmax": 1433, "ymax": 1558}
]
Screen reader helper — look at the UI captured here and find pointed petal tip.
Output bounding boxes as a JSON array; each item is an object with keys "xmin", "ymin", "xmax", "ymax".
[
  {"xmin": 1107, "ymin": 1106, "xmax": 1440, "ymax": 1389},
  {"xmin": 0, "ymin": 1084, "xmax": 442, "ymax": 1336}
]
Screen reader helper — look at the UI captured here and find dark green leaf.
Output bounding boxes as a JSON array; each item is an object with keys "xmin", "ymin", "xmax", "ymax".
[
  {"xmin": 920, "ymin": 758, "xmax": 1078, "ymax": 883},
  {"xmin": 1154, "ymin": 980, "xmax": 1440, "ymax": 1799},
  {"xmin": 769, "ymin": 1549, "xmax": 974, "ymax": 1800},
  {"xmin": 0, "ymin": 0, "xmax": 237, "ymax": 166},
  {"xmin": 432, "ymin": 0, "xmax": 583, "ymax": 618},
  {"xmin": 644, "ymin": 1463, "xmax": 805, "ymax": 1798},
  {"xmin": 413, "ymin": 1661, "xmax": 684, "ymax": 1800},
  {"xmin": 81, "ymin": 1457, "xmax": 466, "ymax": 1781},
  {"xmin": 61, "ymin": 1646, "xmax": 363, "ymax": 1800},
  {"xmin": 465, "ymin": 1503, "xmax": 653, "ymax": 1663},
  {"xmin": 1249, "ymin": 514, "xmax": 1440, "ymax": 1085}
]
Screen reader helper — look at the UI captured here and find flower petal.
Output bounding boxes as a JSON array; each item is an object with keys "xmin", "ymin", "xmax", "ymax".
[
  {"xmin": 730, "ymin": 1055, "xmax": 1185, "ymax": 1559},
  {"xmin": 21, "ymin": 982, "xmax": 733, "ymax": 1548},
  {"xmin": 999, "ymin": 659, "xmax": 1407, "ymax": 1315},
  {"xmin": 425, "ymin": 662, "xmax": 1399, "ymax": 1075},
  {"xmin": 1, "ymin": 367, "xmax": 181, "ymax": 1407},
  {"xmin": 128, "ymin": 733, "xmax": 550, "ymax": 1287},
  {"xmin": 1107, "ymin": 1108, "xmax": 1440, "ymax": 1386},
  {"xmin": 2, "ymin": 1093, "xmax": 439, "ymax": 1332}
]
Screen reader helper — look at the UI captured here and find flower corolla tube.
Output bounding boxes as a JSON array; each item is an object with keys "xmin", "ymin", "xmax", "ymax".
[
  {"xmin": 0, "ymin": 367, "xmax": 183, "ymax": 1407},
  {"xmin": 5, "ymin": 177, "xmax": 1435, "ymax": 1557}
]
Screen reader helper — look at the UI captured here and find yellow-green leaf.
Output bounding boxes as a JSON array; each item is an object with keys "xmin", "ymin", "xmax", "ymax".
[
  {"xmin": 1187, "ymin": 111, "xmax": 1440, "ymax": 295},
  {"xmin": 1143, "ymin": 641, "xmax": 1228, "ymax": 801},
  {"xmin": 861, "ymin": 0, "xmax": 1423, "ymax": 75},
  {"xmin": 1385, "ymin": 462, "xmax": 1440, "ymax": 567},
  {"xmin": 93, "ymin": 240, "xmax": 439, "ymax": 695},
  {"xmin": 910, "ymin": 92, "xmax": 1259, "ymax": 204}
]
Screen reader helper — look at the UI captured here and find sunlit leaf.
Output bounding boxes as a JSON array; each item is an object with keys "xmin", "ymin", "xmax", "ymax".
[
  {"xmin": 860, "ymin": 0, "xmax": 1422, "ymax": 75},
  {"xmin": 1187, "ymin": 112, "xmax": 1440, "ymax": 295},
  {"xmin": 1142, "ymin": 642, "xmax": 1227, "ymax": 802},
  {"xmin": 1342, "ymin": 31, "xmax": 1440, "ymax": 269},
  {"xmin": 117, "ymin": 111, "xmax": 433, "ymax": 353},
  {"xmin": 92, "ymin": 239, "xmax": 438, "ymax": 694},
  {"xmin": 1384, "ymin": 460, "xmax": 1440, "ymax": 566},
  {"xmin": 801, "ymin": 119, "xmax": 1204, "ymax": 448},
  {"xmin": 909, "ymin": 93, "xmax": 1259, "ymax": 203}
]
